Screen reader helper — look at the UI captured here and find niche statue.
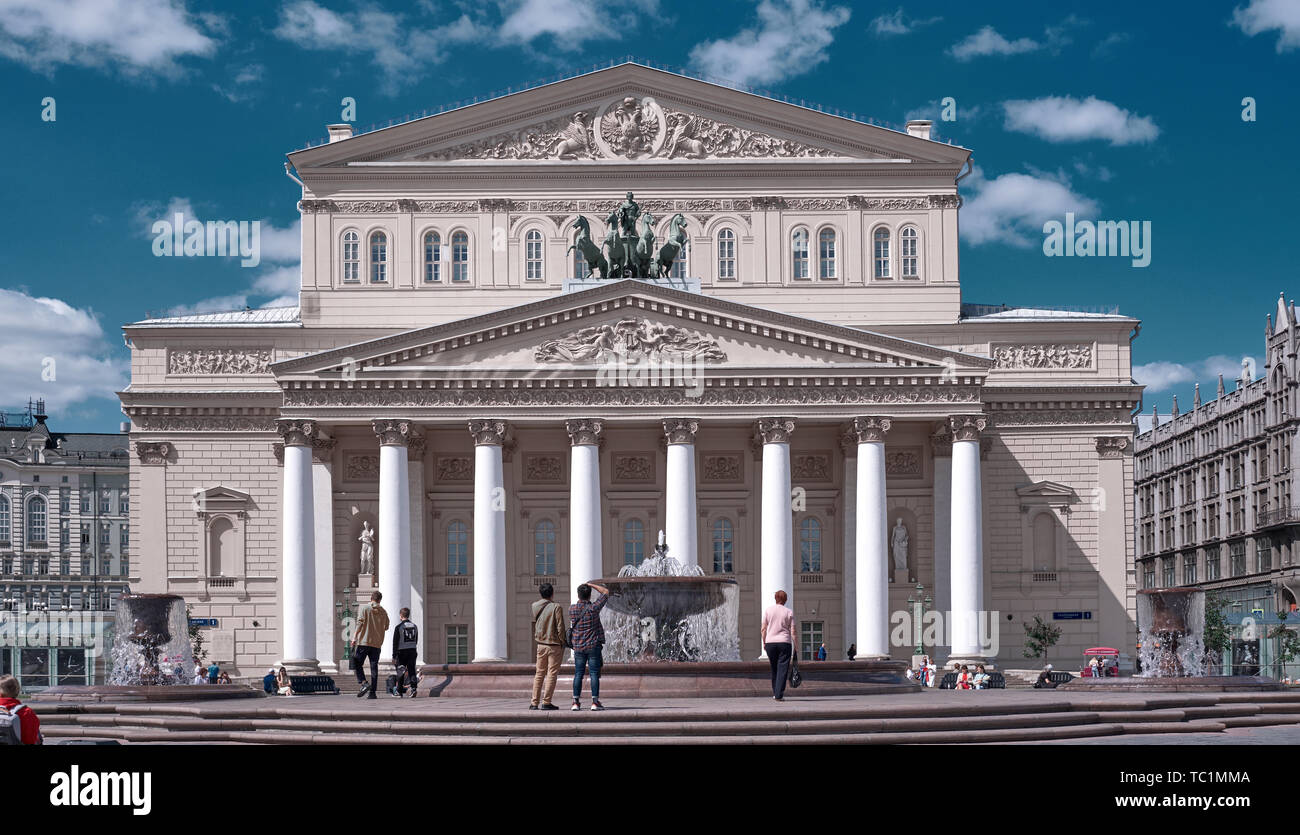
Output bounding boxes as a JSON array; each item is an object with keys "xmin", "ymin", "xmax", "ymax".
[{"xmin": 358, "ymin": 521, "xmax": 375, "ymax": 575}]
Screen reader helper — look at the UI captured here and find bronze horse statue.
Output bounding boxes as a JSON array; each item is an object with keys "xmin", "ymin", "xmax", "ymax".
[
  {"xmin": 569, "ymin": 216, "xmax": 609, "ymax": 278},
  {"xmin": 634, "ymin": 211, "xmax": 657, "ymax": 277},
  {"xmin": 656, "ymin": 213, "xmax": 688, "ymax": 278}
]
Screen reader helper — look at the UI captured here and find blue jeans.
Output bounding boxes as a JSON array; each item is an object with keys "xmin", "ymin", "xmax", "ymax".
[{"xmin": 573, "ymin": 646, "xmax": 603, "ymax": 701}]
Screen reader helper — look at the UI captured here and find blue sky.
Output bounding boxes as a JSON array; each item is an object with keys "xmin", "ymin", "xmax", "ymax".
[{"xmin": 1, "ymin": 0, "xmax": 1297, "ymax": 432}]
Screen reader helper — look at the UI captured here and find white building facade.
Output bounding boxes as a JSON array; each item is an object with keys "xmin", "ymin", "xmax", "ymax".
[{"xmin": 120, "ymin": 64, "xmax": 1139, "ymax": 675}]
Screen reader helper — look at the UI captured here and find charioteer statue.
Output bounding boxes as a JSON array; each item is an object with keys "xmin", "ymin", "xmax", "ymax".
[{"xmin": 568, "ymin": 191, "xmax": 688, "ymax": 280}]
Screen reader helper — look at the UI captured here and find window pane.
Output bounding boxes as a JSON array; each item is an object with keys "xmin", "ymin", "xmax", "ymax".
[
  {"xmin": 369, "ymin": 232, "xmax": 388, "ymax": 283},
  {"xmin": 874, "ymin": 228, "xmax": 891, "ymax": 278},
  {"xmin": 452, "ymin": 232, "xmax": 469, "ymax": 282},
  {"xmin": 712, "ymin": 518, "xmax": 733, "ymax": 573},
  {"xmin": 447, "ymin": 521, "xmax": 467, "ymax": 575},
  {"xmin": 623, "ymin": 520, "xmax": 645, "ymax": 567},
  {"xmin": 792, "ymin": 229, "xmax": 809, "ymax": 279},
  {"xmin": 525, "ymin": 230, "xmax": 544, "ymax": 281},
  {"xmin": 343, "ymin": 231, "xmax": 360, "ymax": 282},
  {"xmin": 818, "ymin": 229, "xmax": 836, "ymax": 279},
  {"xmin": 424, "ymin": 232, "xmax": 441, "ymax": 282},
  {"xmin": 799, "ymin": 518, "xmax": 822, "ymax": 572},
  {"xmin": 901, "ymin": 226, "xmax": 919, "ymax": 277},
  {"xmin": 717, "ymin": 229, "xmax": 735, "ymax": 280},
  {"xmin": 534, "ymin": 520, "xmax": 556, "ymax": 575}
]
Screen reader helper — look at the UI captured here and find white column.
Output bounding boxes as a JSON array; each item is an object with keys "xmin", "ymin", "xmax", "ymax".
[
  {"xmin": 663, "ymin": 418, "xmax": 700, "ymax": 569},
  {"xmin": 470, "ymin": 419, "xmax": 508, "ymax": 661},
  {"xmin": 310, "ymin": 438, "xmax": 336, "ymax": 673},
  {"xmin": 757, "ymin": 418, "xmax": 795, "ymax": 656},
  {"xmin": 566, "ymin": 419, "xmax": 604, "ymax": 604},
  {"xmin": 839, "ymin": 430, "xmax": 857, "ymax": 657},
  {"xmin": 931, "ymin": 425, "xmax": 953, "ymax": 656},
  {"xmin": 277, "ymin": 419, "xmax": 318, "ymax": 672},
  {"xmin": 407, "ymin": 437, "xmax": 427, "ymax": 661},
  {"xmin": 373, "ymin": 419, "xmax": 414, "ymax": 663},
  {"xmin": 852, "ymin": 416, "xmax": 891, "ymax": 659},
  {"xmin": 949, "ymin": 415, "xmax": 988, "ymax": 663}
]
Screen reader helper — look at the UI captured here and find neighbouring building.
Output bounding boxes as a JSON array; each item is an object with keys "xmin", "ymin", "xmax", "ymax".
[
  {"xmin": 0, "ymin": 400, "xmax": 132, "ymax": 688},
  {"xmin": 119, "ymin": 63, "xmax": 1140, "ymax": 676},
  {"xmin": 1135, "ymin": 292, "xmax": 1300, "ymax": 678}
]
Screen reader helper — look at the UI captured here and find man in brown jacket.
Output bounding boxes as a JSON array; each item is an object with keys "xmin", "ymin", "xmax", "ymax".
[
  {"xmin": 529, "ymin": 582, "xmax": 568, "ymax": 710},
  {"xmin": 352, "ymin": 590, "xmax": 389, "ymax": 700}
]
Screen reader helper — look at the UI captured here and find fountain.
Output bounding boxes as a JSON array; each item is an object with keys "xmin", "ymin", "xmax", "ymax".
[{"xmin": 1066, "ymin": 587, "xmax": 1281, "ymax": 691}]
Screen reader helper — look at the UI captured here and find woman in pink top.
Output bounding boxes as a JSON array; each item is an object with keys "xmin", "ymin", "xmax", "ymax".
[{"xmin": 761, "ymin": 590, "xmax": 797, "ymax": 701}]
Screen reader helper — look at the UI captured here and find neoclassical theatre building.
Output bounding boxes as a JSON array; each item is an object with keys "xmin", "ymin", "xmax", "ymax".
[{"xmin": 120, "ymin": 64, "xmax": 1140, "ymax": 674}]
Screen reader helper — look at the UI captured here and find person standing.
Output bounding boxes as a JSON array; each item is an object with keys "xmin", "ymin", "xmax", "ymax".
[
  {"xmin": 816, "ymin": 642, "xmax": 827, "ymax": 661},
  {"xmin": 352, "ymin": 590, "xmax": 389, "ymax": 700},
  {"xmin": 207, "ymin": 661, "xmax": 220, "ymax": 684},
  {"xmin": 529, "ymin": 583, "xmax": 567, "ymax": 710},
  {"xmin": 761, "ymin": 590, "xmax": 796, "ymax": 701},
  {"xmin": 846, "ymin": 643, "xmax": 857, "ymax": 661},
  {"xmin": 0, "ymin": 675, "xmax": 41, "ymax": 745},
  {"xmin": 391, "ymin": 607, "xmax": 419, "ymax": 697},
  {"xmin": 570, "ymin": 581, "xmax": 612, "ymax": 711}
]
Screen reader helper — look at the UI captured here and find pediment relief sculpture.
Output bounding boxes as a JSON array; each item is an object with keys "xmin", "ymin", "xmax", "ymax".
[
  {"xmin": 534, "ymin": 317, "xmax": 726, "ymax": 365},
  {"xmin": 412, "ymin": 96, "xmax": 847, "ymax": 162}
]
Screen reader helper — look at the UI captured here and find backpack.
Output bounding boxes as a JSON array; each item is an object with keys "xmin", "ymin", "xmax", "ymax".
[{"xmin": 1, "ymin": 703, "xmax": 27, "ymax": 745}]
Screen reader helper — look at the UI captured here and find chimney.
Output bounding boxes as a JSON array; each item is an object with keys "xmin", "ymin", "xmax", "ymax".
[
  {"xmin": 327, "ymin": 124, "xmax": 354, "ymax": 143},
  {"xmin": 905, "ymin": 120, "xmax": 933, "ymax": 140},
  {"xmin": 119, "ymin": 421, "xmax": 130, "ymax": 434}
]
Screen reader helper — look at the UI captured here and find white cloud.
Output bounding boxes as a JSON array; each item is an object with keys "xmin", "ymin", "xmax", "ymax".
[
  {"xmin": 0, "ymin": 0, "xmax": 218, "ymax": 76},
  {"xmin": 870, "ymin": 7, "xmax": 940, "ymax": 36},
  {"xmin": 688, "ymin": 0, "xmax": 851, "ymax": 86},
  {"xmin": 949, "ymin": 25, "xmax": 1040, "ymax": 60},
  {"xmin": 212, "ymin": 61, "xmax": 264, "ymax": 103},
  {"xmin": 496, "ymin": 0, "xmax": 658, "ymax": 48},
  {"xmin": 1002, "ymin": 96, "xmax": 1159, "ymax": 146},
  {"xmin": 1232, "ymin": 0, "xmax": 1300, "ymax": 51},
  {"xmin": 0, "ymin": 288, "xmax": 127, "ymax": 415},
  {"xmin": 1133, "ymin": 355, "xmax": 1261, "ymax": 394},
  {"xmin": 959, "ymin": 166, "xmax": 1099, "ymax": 247}
]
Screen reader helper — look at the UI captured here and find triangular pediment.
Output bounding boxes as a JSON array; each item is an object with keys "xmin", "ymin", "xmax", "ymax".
[
  {"xmin": 1015, "ymin": 481, "xmax": 1078, "ymax": 503},
  {"xmin": 273, "ymin": 280, "xmax": 992, "ymax": 382},
  {"xmin": 288, "ymin": 63, "xmax": 969, "ymax": 169}
]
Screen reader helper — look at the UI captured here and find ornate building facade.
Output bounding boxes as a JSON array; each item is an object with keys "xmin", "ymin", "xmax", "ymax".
[
  {"xmin": 121, "ymin": 64, "xmax": 1139, "ymax": 674},
  {"xmin": 1135, "ymin": 293, "xmax": 1300, "ymax": 676}
]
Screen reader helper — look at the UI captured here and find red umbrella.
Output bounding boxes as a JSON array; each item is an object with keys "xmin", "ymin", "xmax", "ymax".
[{"xmin": 1084, "ymin": 647, "xmax": 1119, "ymax": 655}]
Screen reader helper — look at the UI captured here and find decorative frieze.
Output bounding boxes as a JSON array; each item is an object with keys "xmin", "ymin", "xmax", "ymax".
[
  {"xmin": 792, "ymin": 453, "xmax": 831, "ymax": 481},
  {"xmin": 565, "ymin": 418, "xmax": 604, "ymax": 446},
  {"xmin": 850, "ymin": 416, "xmax": 892, "ymax": 444},
  {"xmin": 295, "ymin": 194, "xmax": 956, "ymax": 217},
  {"xmin": 701, "ymin": 454, "xmax": 742, "ymax": 482},
  {"xmin": 949, "ymin": 415, "xmax": 988, "ymax": 442},
  {"xmin": 534, "ymin": 318, "xmax": 726, "ymax": 364},
  {"xmin": 989, "ymin": 408, "xmax": 1134, "ymax": 427},
  {"xmin": 755, "ymin": 417, "xmax": 796, "ymax": 445},
  {"xmin": 991, "ymin": 344, "xmax": 1094, "ymax": 370},
  {"xmin": 128, "ymin": 415, "xmax": 278, "ymax": 433},
  {"xmin": 372, "ymin": 419, "xmax": 416, "ymax": 446},
  {"xmin": 524, "ymin": 454, "xmax": 564, "ymax": 483},
  {"xmin": 275, "ymin": 419, "xmax": 317, "ymax": 447},
  {"xmin": 168, "ymin": 348, "xmax": 272, "ymax": 375},
  {"xmin": 345, "ymin": 454, "xmax": 379, "ymax": 480},
  {"xmin": 662, "ymin": 418, "xmax": 700, "ymax": 445},
  {"xmin": 1096, "ymin": 436, "xmax": 1132, "ymax": 458},
  {"xmin": 885, "ymin": 446, "xmax": 923, "ymax": 477},
  {"xmin": 468, "ymin": 419, "xmax": 508, "ymax": 446},
  {"xmin": 435, "ymin": 456, "xmax": 473, "ymax": 481},
  {"xmin": 613, "ymin": 454, "xmax": 654, "ymax": 482},
  {"xmin": 134, "ymin": 441, "xmax": 172, "ymax": 466}
]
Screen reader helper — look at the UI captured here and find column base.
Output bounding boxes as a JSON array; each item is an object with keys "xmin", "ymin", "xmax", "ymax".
[
  {"xmin": 472, "ymin": 656, "xmax": 509, "ymax": 663},
  {"xmin": 857, "ymin": 653, "xmax": 890, "ymax": 661},
  {"xmin": 279, "ymin": 658, "xmax": 321, "ymax": 674},
  {"xmin": 318, "ymin": 662, "xmax": 340, "ymax": 676}
]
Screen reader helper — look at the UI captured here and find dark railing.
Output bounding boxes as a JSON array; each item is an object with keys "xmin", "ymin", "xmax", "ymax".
[{"xmin": 1258, "ymin": 507, "xmax": 1300, "ymax": 527}]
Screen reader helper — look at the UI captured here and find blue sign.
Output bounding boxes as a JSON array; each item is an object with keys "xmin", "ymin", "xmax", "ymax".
[
  {"xmin": 189, "ymin": 617, "xmax": 218, "ymax": 627},
  {"xmin": 1052, "ymin": 611, "xmax": 1092, "ymax": 621}
]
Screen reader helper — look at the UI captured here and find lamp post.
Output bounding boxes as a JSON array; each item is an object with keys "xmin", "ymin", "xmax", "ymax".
[
  {"xmin": 907, "ymin": 582, "xmax": 930, "ymax": 657},
  {"xmin": 338, "ymin": 583, "xmax": 355, "ymax": 662}
]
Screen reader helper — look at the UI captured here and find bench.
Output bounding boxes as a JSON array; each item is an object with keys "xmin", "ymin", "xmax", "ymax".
[
  {"xmin": 1032, "ymin": 670, "xmax": 1076, "ymax": 688},
  {"xmin": 937, "ymin": 671, "xmax": 1005, "ymax": 689},
  {"xmin": 288, "ymin": 675, "xmax": 340, "ymax": 695}
]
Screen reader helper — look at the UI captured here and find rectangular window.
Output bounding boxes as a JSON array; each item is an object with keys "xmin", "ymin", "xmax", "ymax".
[
  {"xmin": 120, "ymin": 527, "xmax": 128, "ymax": 550},
  {"xmin": 1161, "ymin": 556, "xmax": 1175, "ymax": 587},
  {"xmin": 120, "ymin": 557, "xmax": 129, "ymax": 577},
  {"xmin": 59, "ymin": 520, "xmax": 69, "ymax": 550},
  {"xmin": 60, "ymin": 558, "xmax": 69, "ymax": 575},
  {"xmin": 1142, "ymin": 560, "xmax": 1155, "ymax": 589},
  {"xmin": 120, "ymin": 494, "xmax": 128, "ymax": 514},
  {"xmin": 59, "ymin": 490, "xmax": 69, "ymax": 515},
  {"xmin": 80, "ymin": 495, "xmax": 90, "ymax": 514},
  {"xmin": 446, "ymin": 625, "xmax": 469, "ymax": 664},
  {"xmin": 100, "ymin": 494, "xmax": 110, "ymax": 514},
  {"xmin": 799, "ymin": 621, "xmax": 824, "ymax": 661},
  {"xmin": 100, "ymin": 557, "xmax": 111, "ymax": 576},
  {"xmin": 1229, "ymin": 541, "xmax": 1247, "ymax": 577},
  {"xmin": 1183, "ymin": 553, "xmax": 1197, "ymax": 585}
]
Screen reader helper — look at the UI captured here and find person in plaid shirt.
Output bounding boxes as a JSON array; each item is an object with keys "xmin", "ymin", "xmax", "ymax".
[{"xmin": 569, "ymin": 580, "xmax": 611, "ymax": 711}]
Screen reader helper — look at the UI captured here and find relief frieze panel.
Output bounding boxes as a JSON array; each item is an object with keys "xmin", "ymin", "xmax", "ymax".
[
  {"xmin": 991, "ymin": 344, "xmax": 1094, "ymax": 370},
  {"xmin": 169, "ymin": 348, "xmax": 272, "ymax": 375}
]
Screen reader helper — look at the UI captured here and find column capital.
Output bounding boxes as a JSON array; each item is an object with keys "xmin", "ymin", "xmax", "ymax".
[
  {"xmin": 850, "ymin": 416, "xmax": 892, "ymax": 444},
  {"xmin": 1096, "ymin": 436, "xmax": 1132, "ymax": 458},
  {"xmin": 754, "ymin": 417, "xmax": 796, "ymax": 445},
  {"xmin": 276, "ymin": 418, "xmax": 317, "ymax": 447},
  {"xmin": 565, "ymin": 418, "xmax": 604, "ymax": 446},
  {"xmin": 372, "ymin": 419, "xmax": 416, "ymax": 447},
  {"xmin": 468, "ymin": 419, "xmax": 508, "ymax": 446},
  {"xmin": 407, "ymin": 433, "xmax": 428, "ymax": 460},
  {"xmin": 929, "ymin": 422, "xmax": 953, "ymax": 457},
  {"xmin": 311, "ymin": 437, "xmax": 336, "ymax": 463},
  {"xmin": 663, "ymin": 418, "xmax": 700, "ymax": 445},
  {"xmin": 134, "ymin": 441, "xmax": 172, "ymax": 466},
  {"xmin": 948, "ymin": 415, "xmax": 988, "ymax": 443}
]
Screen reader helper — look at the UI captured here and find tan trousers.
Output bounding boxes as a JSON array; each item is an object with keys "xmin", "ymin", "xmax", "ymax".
[{"xmin": 532, "ymin": 643, "xmax": 564, "ymax": 705}]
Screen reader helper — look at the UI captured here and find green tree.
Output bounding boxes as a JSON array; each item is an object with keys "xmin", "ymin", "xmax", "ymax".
[
  {"xmin": 1023, "ymin": 615, "xmax": 1062, "ymax": 661},
  {"xmin": 1269, "ymin": 610, "xmax": 1300, "ymax": 679},
  {"xmin": 186, "ymin": 604, "xmax": 207, "ymax": 663},
  {"xmin": 1202, "ymin": 593, "xmax": 1232, "ymax": 672}
]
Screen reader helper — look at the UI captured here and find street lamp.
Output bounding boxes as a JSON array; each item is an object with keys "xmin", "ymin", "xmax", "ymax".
[
  {"xmin": 907, "ymin": 582, "xmax": 930, "ymax": 657},
  {"xmin": 338, "ymin": 583, "xmax": 355, "ymax": 661}
]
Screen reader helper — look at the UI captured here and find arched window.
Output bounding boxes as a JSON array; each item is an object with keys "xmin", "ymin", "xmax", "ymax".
[
  {"xmin": 573, "ymin": 244, "xmax": 590, "ymax": 279},
  {"xmin": 717, "ymin": 228, "xmax": 736, "ymax": 280},
  {"xmin": 873, "ymin": 227, "xmax": 891, "ymax": 279},
  {"xmin": 451, "ymin": 231, "xmax": 469, "ymax": 282},
  {"xmin": 623, "ymin": 519, "xmax": 645, "ymax": 567},
  {"xmin": 208, "ymin": 517, "xmax": 233, "ymax": 577},
  {"xmin": 27, "ymin": 495, "xmax": 47, "ymax": 544},
  {"xmin": 1032, "ymin": 513, "xmax": 1058, "ymax": 572},
  {"xmin": 799, "ymin": 517, "xmax": 822, "ymax": 573},
  {"xmin": 711, "ymin": 518, "xmax": 734, "ymax": 573},
  {"xmin": 534, "ymin": 520, "xmax": 556, "ymax": 576},
  {"xmin": 423, "ymin": 231, "xmax": 442, "ymax": 283},
  {"xmin": 525, "ymin": 229, "xmax": 544, "ymax": 281},
  {"xmin": 342, "ymin": 231, "xmax": 360, "ymax": 283},
  {"xmin": 792, "ymin": 228, "xmax": 809, "ymax": 279},
  {"xmin": 818, "ymin": 228, "xmax": 837, "ymax": 279},
  {"xmin": 369, "ymin": 231, "xmax": 388, "ymax": 283},
  {"xmin": 671, "ymin": 245, "xmax": 688, "ymax": 279},
  {"xmin": 447, "ymin": 521, "xmax": 467, "ymax": 575},
  {"xmin": 0, "ymin": 496, "xmax": 9, "ymax": 542},
  {"xmin": 900, "ymin": 225, "xmax": 919, "ymax": 278}
]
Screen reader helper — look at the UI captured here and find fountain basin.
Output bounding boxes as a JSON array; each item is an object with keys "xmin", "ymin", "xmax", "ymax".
[
  {"xmin": 597, "ymin": 575, "xmax": 740, "ymax": 663},
  {"xmin": 1064, "ymin": 676, "xmax": 1283, "ymax": 692}
]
